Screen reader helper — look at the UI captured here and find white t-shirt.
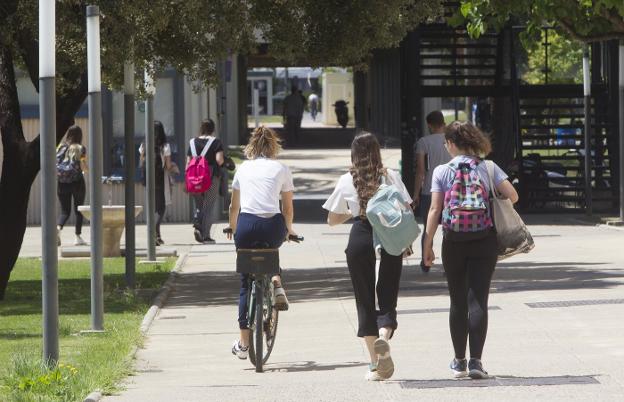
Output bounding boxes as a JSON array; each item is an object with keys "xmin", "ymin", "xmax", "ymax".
[
  {"xmin": 232, "ymin": 158, "xmax": 295, "ymax": 216},
  {"xmin": 323, "ymin": 169, "xmax": 413, "ymax": 217},
  {"xmin": 139, "ymin": 143, "xmax": 171, "ymax": 159}
]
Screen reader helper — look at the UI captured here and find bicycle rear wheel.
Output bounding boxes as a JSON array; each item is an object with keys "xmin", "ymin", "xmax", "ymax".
[{"xmin": 249, "ymin": 281, "xmax": 279, "ymax": 370}]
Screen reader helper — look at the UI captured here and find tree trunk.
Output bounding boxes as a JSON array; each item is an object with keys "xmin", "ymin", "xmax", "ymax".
[
  {"xmin": 0, "ymin": 44, "xmax": 87, "ymax": 300},
  {"xmin": 0, "ymin": 45, "xmax": 38, "ymax": 300}
]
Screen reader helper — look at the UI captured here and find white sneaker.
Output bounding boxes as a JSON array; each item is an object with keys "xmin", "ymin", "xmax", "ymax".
[
  {"xmin": 74, "ymin": 235, "xmax": 87, "ymax": 246},
  {"xmin": 231, "ymin": 340, "xmax": 248, "ymax": 360},
  {"xmin": 273, "ymin": 287, "xmax": 289, "ymax": 311},
  {"xmin": 374, "ymin": 338, "xmax": 394, "ymax": 379},
  {"xmin": 365, "ymin": 364, "xmax": 382, "ymax": 381}
]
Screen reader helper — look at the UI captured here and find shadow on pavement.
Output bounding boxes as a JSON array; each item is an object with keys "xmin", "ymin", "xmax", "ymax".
[
  {"xmin": 393, "ymin": 374, "xmax": 599, "ymax": 389},
  {"xmin": 245, "ymin": 360, "xmax": 367, "ymax": 373},
  {"xmin": 166, "ymin": 262, "xmax": 624, "ymax": 309}
]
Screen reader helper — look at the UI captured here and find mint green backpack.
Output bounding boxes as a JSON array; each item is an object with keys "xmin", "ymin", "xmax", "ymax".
[{"xmin": 366, "ymin": 176, "xmax": 420, "ymax": 256}]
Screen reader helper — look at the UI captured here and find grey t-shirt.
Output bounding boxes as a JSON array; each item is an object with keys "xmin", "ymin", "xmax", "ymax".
[
  {"xmin": 431, "ymin": 156, "xmax": 508, "ymax": 194},
  {"xmin": 415, "ymin": 133, "xmax": 451, "ymax": 194}
]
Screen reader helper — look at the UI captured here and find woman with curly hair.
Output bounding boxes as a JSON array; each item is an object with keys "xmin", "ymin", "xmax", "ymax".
[
  {"xmin": 424, "ymin": 121, "xmax": 518, "ymax": 379},
  {"xmin": 323, "ymin": 132, "xmax": 412, "ymax": 381}
]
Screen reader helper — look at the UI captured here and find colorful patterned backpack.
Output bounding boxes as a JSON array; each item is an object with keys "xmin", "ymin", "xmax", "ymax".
[
  {"xmin": 56, "ymin": 144, "xmax": 82, "ymax": 183},
  {"xmin": 442, "ymin": 159, "xmax": 492, "ymax": 239}
]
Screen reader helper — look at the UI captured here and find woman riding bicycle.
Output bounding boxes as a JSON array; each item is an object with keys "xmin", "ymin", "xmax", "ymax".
[{"xmin": 226, "ymin": 126, "xmax": 298, "ymax": 360}]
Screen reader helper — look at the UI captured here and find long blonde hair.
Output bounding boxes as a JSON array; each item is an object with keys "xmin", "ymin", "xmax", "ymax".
[
  {"xmin": 244, "ymin": 126, "xmax": 282, "ymax": 159},
  {"xmin": 349, "ymin": 132, "xmax": 384, "ymax": 218}
]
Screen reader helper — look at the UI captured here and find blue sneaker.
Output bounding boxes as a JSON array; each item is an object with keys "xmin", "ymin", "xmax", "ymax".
[
  {"xmin": 468, "ymin": 358, "xmax": 489, "ymax": 379},
  {"xmin": 450, "ymin": 358, "xmax": 467, "ymax": 378}
]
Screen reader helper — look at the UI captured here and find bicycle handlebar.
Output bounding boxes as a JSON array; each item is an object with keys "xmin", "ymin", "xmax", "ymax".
[{"xmin": 288, "ymin": 235, "xmax": 304, "ymax": 243}]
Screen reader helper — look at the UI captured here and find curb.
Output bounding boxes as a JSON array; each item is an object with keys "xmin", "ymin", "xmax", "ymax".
[
  {"xmin": 83, "ymin": 391, "xmax": 102, "ymax": 402},
  {"xmin": 82, "ymin": 252, "xmax": 188, "ymax": 402}
]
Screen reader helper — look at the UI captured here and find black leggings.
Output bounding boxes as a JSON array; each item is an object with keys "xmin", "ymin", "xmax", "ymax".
[
  {"xmin": 57, "ymin": 178, "xmax": 86, "ymax": 235},
  {"xmin": 442, "ymin": 231, "xmax": 497, "ymax": 360},
  {"xmin": 345, "ymin": 219, "xmax": 403, "ymax": 338},
  {"xmin": 155, "ymin": 185, "xmax": 166, "ymax": 238}
]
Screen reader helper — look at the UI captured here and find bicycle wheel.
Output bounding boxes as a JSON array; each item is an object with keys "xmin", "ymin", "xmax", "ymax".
[
  {"xmin": 248, "ymin": 281, "xmax": 279, "ymax": 369},
  {"xmin": 262, "ymin": 282, "xmax": 279, "ymax": 361},
  {"xmin": 248, "ymin": 279, "xmax": 264, "ymax": 371}
]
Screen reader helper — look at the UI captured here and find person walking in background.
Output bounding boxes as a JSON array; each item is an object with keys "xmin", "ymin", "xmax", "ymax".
[
  {"xmin": 423, "ymin": 121, "xmax": 518, "ymax": 380},
  {"xmin": 56, "ymin": 125, "xmax": 87, "ymax": 246},
  {"xmin": 323, "ymin": 132, "xmax": 412, "ymax": 381},
  {"xmin": 140, "ymin": 121, "xmax": 178, "ymax": 246},
  {"xmin": 226, "ymin": 126, "xmax": 296, "ymax": 359},
  {"xmin": 308, "ymin": 92, "xmax": 319, "ymax": 121},
  {"xmin": 282, "ymin": 86, "xmax": 305, "ymax": 146},
  {"xmin": 187, "ymin": 118, "xmax": 224, "ymax": 244},
  {"xmin": 413, "ymin": 110, "xmax": 450, "ymax": 272}
]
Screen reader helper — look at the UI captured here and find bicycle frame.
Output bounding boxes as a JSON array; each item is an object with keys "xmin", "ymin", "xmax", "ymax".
[{"xmin": 236, "ymin": 248, "xmax": 280, "ymax": 373}]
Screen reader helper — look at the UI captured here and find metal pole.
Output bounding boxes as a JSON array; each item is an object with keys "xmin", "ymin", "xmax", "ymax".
[
  {"xmin": 87, "ymin": 5, "xmax": 104, "ymax": 330},
  {"xmin": 583, "ymin": 46, "xmax": 593, "ymax": 216},
  {"xmin": 39, "ymin": 0, "xmax": 58, "ymax": 364},
  {"xmin": 124, "ymin": 62, "xmax": 136, "ymax": 287},
  {"xmin": 253, "ymin": 87, "xmax": 260, "ymax": 128},
  {"xmin": 618, "ymin": 42, "xmax": 624, "ymax": 221},
  {"xmin": 144, "ymin": 71, "xmax": 156, "ymax": 261}
]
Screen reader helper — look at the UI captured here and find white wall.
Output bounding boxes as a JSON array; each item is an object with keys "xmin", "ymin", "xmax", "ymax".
[{"xmin": 321, "ymin": 71, "xmax": 354, "ymax": 126}]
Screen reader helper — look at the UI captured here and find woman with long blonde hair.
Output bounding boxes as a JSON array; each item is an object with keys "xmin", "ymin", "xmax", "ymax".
[
  {"xmin": 323, "ymin": 132, "xmax": 413, "ymax": 381},
  {"xmin": 226, "ymin": 126, "xmax": 298, "ymax": 360}
]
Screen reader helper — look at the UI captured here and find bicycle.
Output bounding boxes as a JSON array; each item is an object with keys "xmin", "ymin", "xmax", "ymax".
[{"xmin": 224, "ymin": 228, "xmax": 303, "ymax": 373}]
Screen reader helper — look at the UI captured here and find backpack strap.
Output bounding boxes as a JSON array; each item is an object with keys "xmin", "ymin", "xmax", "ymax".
[
  {"xmin": 199, "ymin": 137, "xmax": 216, "ymax": 158},
  {"xmin": 189, "ymin": 138, "xmax": 198, "ymax": 157}
]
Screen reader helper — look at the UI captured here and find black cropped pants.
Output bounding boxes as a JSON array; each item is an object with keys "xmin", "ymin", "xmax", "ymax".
[{"xmin": 345, "ymin": 219, "xmax": 403, "ymax": 338}]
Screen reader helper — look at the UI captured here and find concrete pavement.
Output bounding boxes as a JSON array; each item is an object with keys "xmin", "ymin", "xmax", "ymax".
[{"xmin": 98, "ymin": 221, "xmax": 624, "ymax": 401}]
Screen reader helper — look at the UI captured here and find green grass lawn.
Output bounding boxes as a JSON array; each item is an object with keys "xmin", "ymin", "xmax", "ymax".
[{"xmin": 0, "ymin": 257, "xmax": 175, "ymax": 402}]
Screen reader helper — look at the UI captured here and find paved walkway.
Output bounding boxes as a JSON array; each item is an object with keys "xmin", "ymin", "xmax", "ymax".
[{"xmin": 99, "ymin": 221, "xmax": 624, "ymax": 401}]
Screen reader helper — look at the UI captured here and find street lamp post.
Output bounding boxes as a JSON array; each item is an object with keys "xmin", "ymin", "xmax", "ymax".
[
  {"xmin": 144, "ymin": 70, "xmax": 157, "ymax": 261},
  {"xmin": 619, "ymin": 42, "xmax": 624, "ymax": 222},
  {"xmin": 87, "ymin": 5, "xmax": 104, "ymax": 330},
  {"xmin": 39, "ymin": 0, "xmax": 59, "ymax": 365},
  {"xmin": 582, "ymin": 47, "xmax": 592, "ymax": 216},
  {"xmin": 124, "ymin": 62, "xmax": 136, "ymax": 287}
]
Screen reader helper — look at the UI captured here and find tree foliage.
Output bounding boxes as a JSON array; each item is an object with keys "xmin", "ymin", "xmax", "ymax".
[
  {"xmin": 456, "ymin": 0, "xmax": 624, "ymax": 43},
  {"xmin": 3, "ymin": 0, "xmax": 443, "ymax": 94},
  {"xmin": 523, "ymin": 29, "xmax": 584, "ymax": 84},
  {"xmin": 252, "ymin": 0, "xmax": 442, "ymax": 68}
]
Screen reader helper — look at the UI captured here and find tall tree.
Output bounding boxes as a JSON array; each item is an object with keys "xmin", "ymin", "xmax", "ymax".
[
  {"xmin": 0, "ymin": 0, "xmax": 254, "ymax": 299},
  {"xmin": 0, "ymin": 0, "xmax": 442, "ymax": 298}
]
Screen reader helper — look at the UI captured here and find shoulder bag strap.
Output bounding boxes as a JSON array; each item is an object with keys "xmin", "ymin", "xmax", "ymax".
[{"xmin": 485, "ymin": 160, "xmax": 500, "ymax": 198}]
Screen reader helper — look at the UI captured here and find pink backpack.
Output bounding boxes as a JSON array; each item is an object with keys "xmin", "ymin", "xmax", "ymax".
[{"xmin": 185, "ymin": 137, "xmax": 215, "ymax": 193}]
